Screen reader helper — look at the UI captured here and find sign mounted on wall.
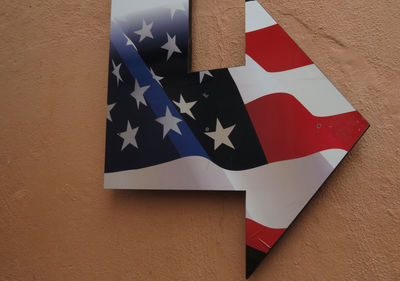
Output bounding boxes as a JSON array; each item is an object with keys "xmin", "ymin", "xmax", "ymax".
[{"xmin": 104, "ymin": 0, "xmax": 369, "ymax": 278}]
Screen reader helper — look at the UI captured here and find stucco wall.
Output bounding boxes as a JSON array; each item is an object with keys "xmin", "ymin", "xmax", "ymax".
[{"xmin": 1, "ymin": 0, "xmax": 399, "ymax": 280}]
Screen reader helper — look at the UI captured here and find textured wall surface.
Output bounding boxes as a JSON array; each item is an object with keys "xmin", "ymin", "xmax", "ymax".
[{"xmin": 1, "ymin": 0, "xmax": 399, "ymax": 280}]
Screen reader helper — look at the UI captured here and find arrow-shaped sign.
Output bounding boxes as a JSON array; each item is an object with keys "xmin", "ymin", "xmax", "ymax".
[{"xmin": 105, "ymin": 0, "xmax": 369, "ymax": 278}]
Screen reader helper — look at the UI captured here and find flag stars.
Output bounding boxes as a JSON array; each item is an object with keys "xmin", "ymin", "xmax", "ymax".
[
  {"xmin": 107, "ymin": 103, "xmax": 116, "ymax": 122},
  {"xmin": 156, "ymin": 106, "xmax": 183, "ymax": 138},
  {"xmin": 150, "ymin": 68, "xmax": 164, "ymax": 86},
  {"xmin": 118, "ymin": 121, "xmax": 139, "ymax": 150},
  {"xmin": 111, "ymin": 60, "xmax": 123, "ymax": 86},
  {"xmin": 161, "ymin": 33, "xmax": 181, "ymax": 60},
  {"xmin": 173, "ymin": 94, "xmax": 197, "ymax": 119},
  {"xmin": 205, "ymin": 118, "xmax": 236, "ymax": 150},
  {"xmin": 131, "ymin": 79, "xmax": 150, "ymax": 109},
  {"xmin": 199, "ymin": 70, "xmax": 213, "ymax": 83},
  {"xmin": 123, "ymin": 33, "xmax": 137, "ymax": 50},
  {"xmin": 170, "ymin": 3, "xmax": 186, "ymax": 19},
  {"xmin": 134, "ymin": 20, "xmax": 154, "ymax": 42}
]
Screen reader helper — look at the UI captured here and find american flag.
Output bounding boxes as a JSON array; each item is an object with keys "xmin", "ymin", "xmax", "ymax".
[{"xmin": 105, "ymin": 0, "xmax": 369, "ymax": 278}]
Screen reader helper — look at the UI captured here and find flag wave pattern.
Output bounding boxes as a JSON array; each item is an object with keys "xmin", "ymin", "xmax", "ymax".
[
  {"xmin": 231, "ymin": 0, "xmax": 368, "ymax": 256},
  {"xmin": 105, "ymin": 0, "xmax": 368, "ymax": 278}
]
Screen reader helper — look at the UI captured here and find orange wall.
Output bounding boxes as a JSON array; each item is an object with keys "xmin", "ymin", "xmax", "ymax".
[{"xmin": 1, "ymin": 0, "xmax": 399, "ymax": 280}]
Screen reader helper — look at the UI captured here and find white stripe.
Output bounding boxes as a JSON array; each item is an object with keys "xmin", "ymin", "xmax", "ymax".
[
  {"xmin": 229, "ymin": 55, "xmax": 355, "ymax": 116},
  {"xmin": 320, "ymin": 149, "xmax": 347, "ymax": 168},
  {"xmin": 104, "ymin": 156, "xmax": 234, "ymax": 190},
  {"xmin": 105, "ymin": 149, "xmax": 343, "ymax": 228},
  {"xmin": 227, "ymin": 151, "xmax": 336, "ymax": 228},
  {"xmin": 246, "ymin": 1, "xmax": 276, "ymax": 33}
]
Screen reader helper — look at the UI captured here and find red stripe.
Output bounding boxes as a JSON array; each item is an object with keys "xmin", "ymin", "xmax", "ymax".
[
  {"xmin": 246, "ymin": 93, "xmax": 369, "ymax": 163},
  {"xmin": 246, "ymin": 25, "xmax": 313, "ymax": 72},
  {"xmin": 246, "ymin": 218, "xmax": 286, "ymax": 253}
]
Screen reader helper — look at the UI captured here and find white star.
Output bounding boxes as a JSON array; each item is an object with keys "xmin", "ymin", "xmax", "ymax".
[
  {"xmin": 156, "ymin": 106, "xmax": 183, "ymax": 138},
  {"xmin": 107, "ymin": 103, "xmax": 116, "ymax": 121},
  {"xmin": 115, "ymin": 14, "xmax": 129, "ymax": 23},
  {"xmin": 170, "ymin": 3, "xmax": 186, "ymax": 19},
  {"xmin": 130, "ymin": 79, "xmax": 150, "ymax": 109},
  {"xmin": 111, "ymin": 60, "xmax": 123, "ymax": 86},
  {"xmin": 161, "ymin": 33, "xmax": 181, "ymax": 60},
  {"xmin": 150, "ymin": 68, "xmax": 164, "ymax": 86},
  {"xmin": 118, "ymin": 121, "xmax": 139, "ymax": 150},
  {"xmin": 123, "ymin": 33, "xmax": 137, "ymax": 50},
  {"xmin": 173, "ymin": 95, "xmax": 197, "ymax": 119},
  {"xmin": 205, "ymin": 119, "xmax": 236, "ymax": 150},
  {"xmin": 199, "ymin": 70, "xmax": 213, "ymax": 83},
  {"xmin": 134, "ymin": 20, "xmax": 154, "ymax": 42}
]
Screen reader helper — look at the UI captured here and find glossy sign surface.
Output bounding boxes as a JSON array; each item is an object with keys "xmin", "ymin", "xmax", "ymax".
[{"xmin": 104, "ymin": 0, "xmax": 369, "ymax": 277}]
